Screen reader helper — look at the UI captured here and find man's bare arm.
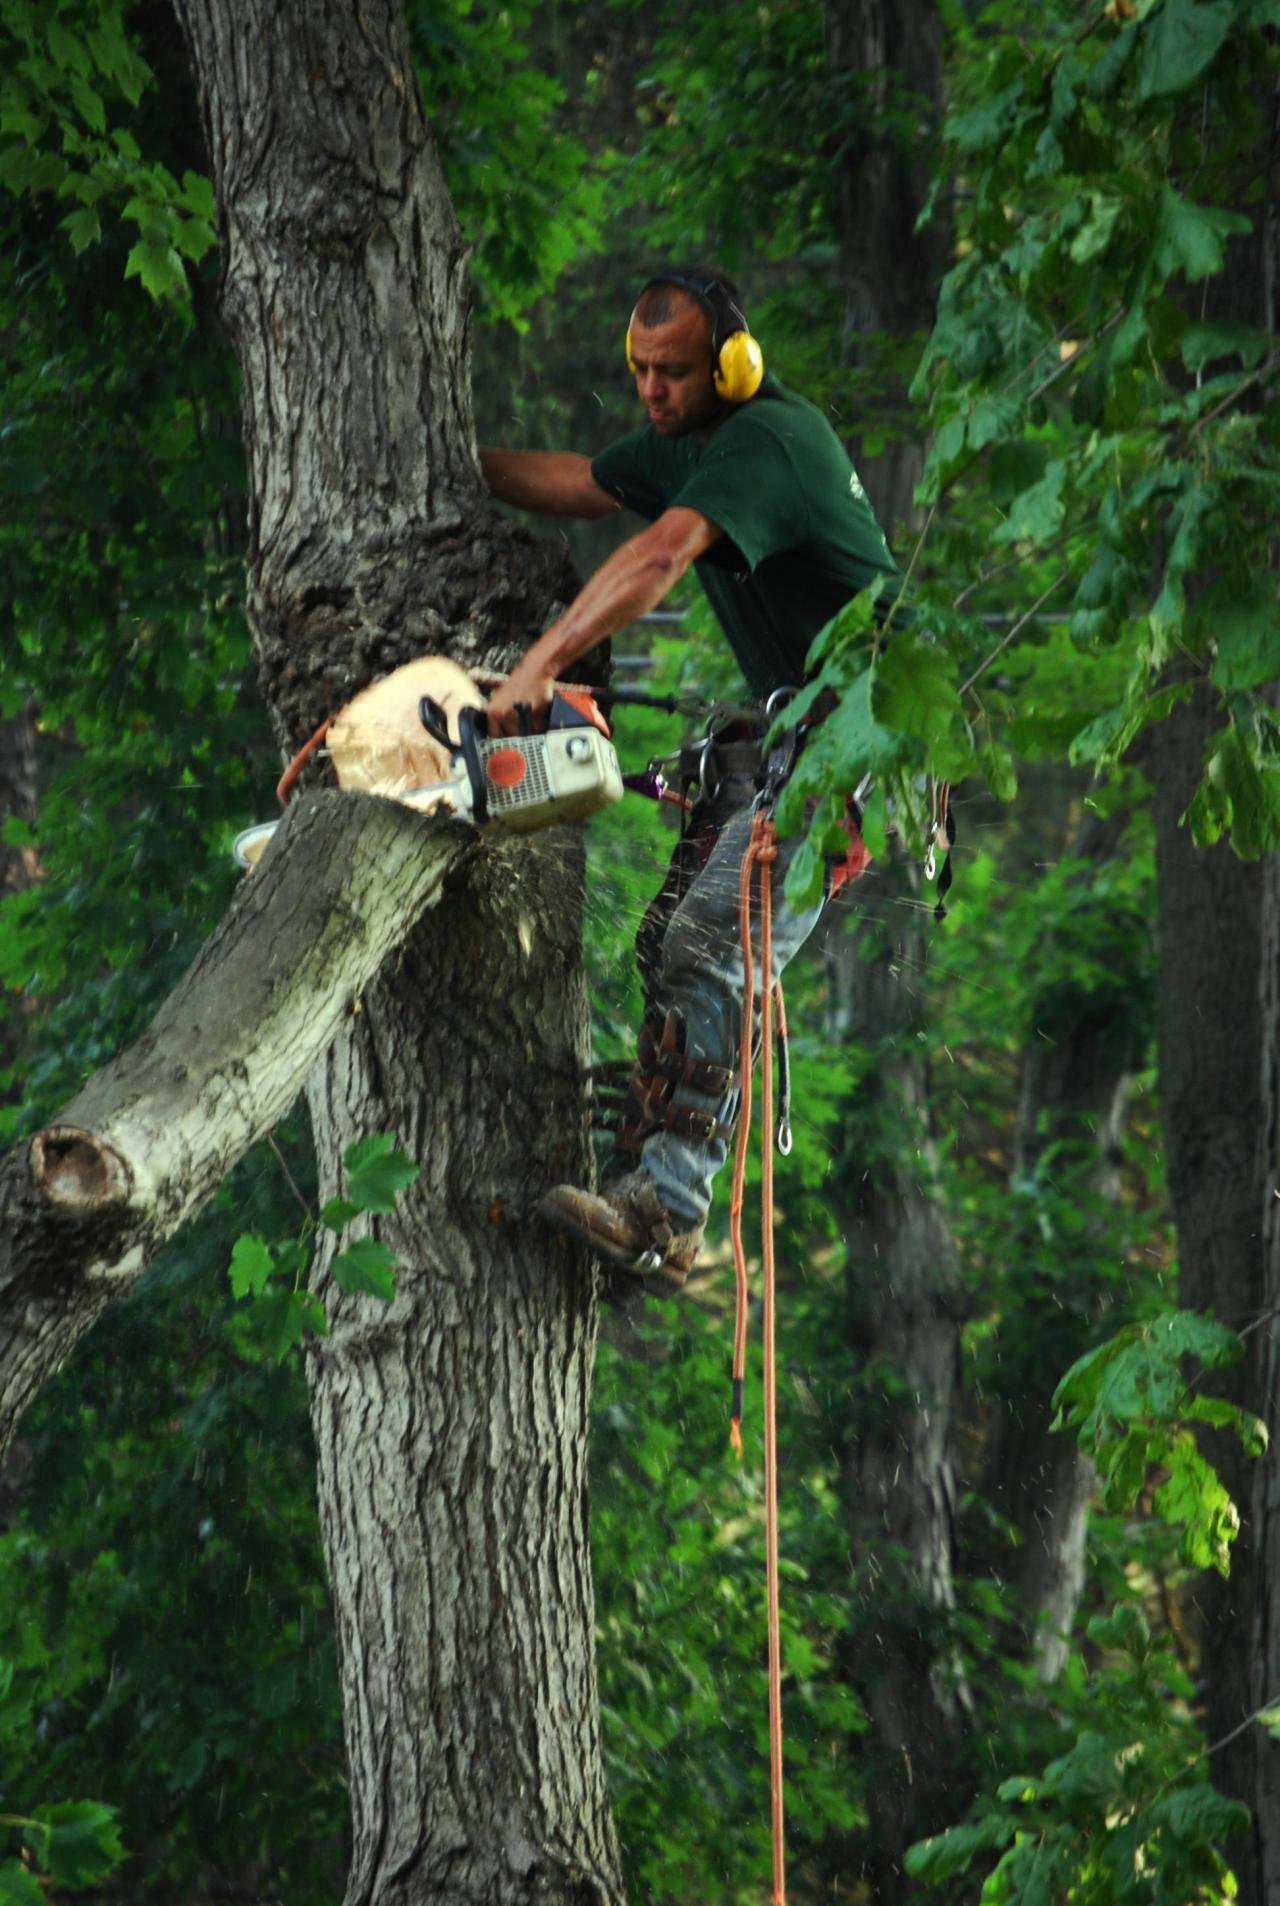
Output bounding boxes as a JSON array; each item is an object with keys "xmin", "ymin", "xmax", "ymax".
[
  {"xmin": 479, "ymin": 447, "xmax": 621, "ymax": 519},
  {"xmin": 487, "ymin": 506, "xmax": 723, "ymax": 734}
]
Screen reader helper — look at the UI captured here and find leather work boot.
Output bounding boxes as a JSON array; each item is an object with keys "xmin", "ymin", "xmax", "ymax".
[{"xmin": 538, "ymin": 1169, "xmax": 704, "ymax": 1299}]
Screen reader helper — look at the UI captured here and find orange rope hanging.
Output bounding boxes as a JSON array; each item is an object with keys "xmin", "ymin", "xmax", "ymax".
[{"xmin": 728, "ymin": 807, "xmax": 788, "ymax": 1906}]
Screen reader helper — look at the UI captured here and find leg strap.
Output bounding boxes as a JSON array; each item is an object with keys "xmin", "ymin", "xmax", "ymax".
[{"xmin": 611, "ymin": 1008, "xmax": 734, "ymax": 1155}]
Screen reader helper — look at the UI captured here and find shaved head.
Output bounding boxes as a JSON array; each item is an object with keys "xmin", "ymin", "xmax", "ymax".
[{"xmin": 631, "ymin": 282, "xmax": 709, "ymax": 337}]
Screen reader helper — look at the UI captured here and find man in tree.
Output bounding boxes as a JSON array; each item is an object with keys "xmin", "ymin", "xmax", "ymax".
[{"xmin": 481, "ymin": 266, "xmax": 899, "ymax": 1293}]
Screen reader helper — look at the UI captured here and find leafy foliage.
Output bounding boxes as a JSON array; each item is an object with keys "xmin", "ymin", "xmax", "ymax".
[
  {"xmin": 1, "ymin": 0, "xmax": 1275, "ymax": 1898},
  {"xmin": 226, "ymin": 1133, "xmax": 418, "ymax": 1359},
  {"xmin": 775, "ymin": 0, "xmax": 1280, "ymax": 890},
  {"xmin": 1054, "ymin": 1310, "xmax": 1267, "ymax": 1574},
  {"xmin": 906, "ymin": 1602, "xmax": 1247, "ymax": 1904}
]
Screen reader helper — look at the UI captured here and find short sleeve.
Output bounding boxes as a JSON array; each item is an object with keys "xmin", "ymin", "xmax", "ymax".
[
  {"xmin": 590, "ymin": 433, "xmax": 667, "ymax": 523},
  {"xmin": 667, "ymin": 415, "xmax": 809, "ymax": 571}
]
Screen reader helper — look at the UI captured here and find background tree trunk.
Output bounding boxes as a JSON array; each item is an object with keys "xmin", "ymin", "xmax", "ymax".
[
  {"xmin": 824, "ymin": 863, "xmax": 967, "ymax": 1904},
  {"xmin": 173, "ymin": 1, "xmax": 623, "ymax": 1901},
  {"xmin": 1151, "ymin": 683, "xmax": 1267, "ymax": 1902},
  {"xmin": 822, "ymin": 0, "xmax": 946, "ymax": 533},
  {"xmin": 975, "ymin": 802, "xmax": 1140, "ymax": 1681}
]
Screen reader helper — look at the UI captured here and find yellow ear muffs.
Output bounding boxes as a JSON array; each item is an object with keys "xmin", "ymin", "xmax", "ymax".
[
  {"xmin": 624, "ymin": 308, "xmax": 765, "ymax": 402},
  {"xmin": 713, "ymin": 329, "xmax": 765, "ymax": 402}
]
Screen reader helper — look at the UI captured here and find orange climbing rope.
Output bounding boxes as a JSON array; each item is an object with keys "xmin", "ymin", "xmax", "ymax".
[
  {"xmin": 729, "ymin": 806, "xmax": 787, "ymax": 1906},
  {"xmin": 276, "ymin": 717, "xmax": 333, "ymax": 808}
]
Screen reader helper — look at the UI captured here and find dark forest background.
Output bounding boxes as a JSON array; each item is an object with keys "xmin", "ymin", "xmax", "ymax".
[{"xmin": 1, "ymin": 0, "xmax": 1278, "ymax": 1901}]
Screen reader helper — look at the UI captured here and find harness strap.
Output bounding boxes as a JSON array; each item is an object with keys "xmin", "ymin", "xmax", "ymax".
[{"xmin": 607, "ymin": 1009, "xmax": 735, "ymax": 1154}]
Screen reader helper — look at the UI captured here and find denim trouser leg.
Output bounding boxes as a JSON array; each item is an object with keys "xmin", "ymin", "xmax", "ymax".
[{"xmin": 641, "ymin": 803, "xmax": 826, "ymax": 1229}]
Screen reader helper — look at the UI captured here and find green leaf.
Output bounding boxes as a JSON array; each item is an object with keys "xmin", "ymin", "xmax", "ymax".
[
  {"xmin": 0, "ymin": 1862, "xmax": 45, "ymax": 1906},
  {"xmin": 1155, "ymin": 1430, "xmax": 1240, "ymax": 1573},
  {"xmin": 177, "ymin": 169, "xmax": 215, "ymax": 218},
  {"xmin": 1135, "ymin": 0, "xmax": 1234, "ymax": 100},
  {"xmin": 255, "ymin": 1287, "xmax": 328, "ymax": 1362},
  {"xmin": 67, "ymin": 74, "xmax": 106, "ymax": 134},
  {"xmin": 320, "ymin": 1196, "xmax": 359, "ymax": 1232},
  {"xmin": 1196, "ymin": 727, "xmax": 1280, "ymax": 858},
  {"xmin": 1069, "ymin": 192, "xmax": 1123, "ymax": 264},
  {"xmin": 173, "ymin": 216, "xmax": 217, "ymax": 264},
  {"xmin": 1210, "ymin": 586, "xmax": 1280, "ymax": 693},
  {"xmin": 978, "ymin": 735, "xmax": 1018, "ymax": 801},
  {"xmin": 871, "ymin": 636, "xmax": 963, "ymax": 752},
  {"xmin": 946, "ymin": 81, "xmax": 1025, "ymax": 152},
  {"xmin": 46, "ymin": 20, "xmax": 90, "ymax": 76},
  {"xmin": 35, "ymin": 1802, "xmax": 125, "ymax": 1888},
  {"xmin": 1154, "ymin": 187, "xmax": 1251, "ymax": 285},
  {"xmin": 228, "ymin": 1232, "xmax": 274, "ymax": 1300},
  {"xmin": 905, "ymin": 1814, "xmax": 1017, "ymax": 1882},
  {"xmin": 331, "ymin": 1237, "xmax": 398, "ymax": 1303},
  {"xmin": 992, "ymin": 459, "xmax": 1067, "ymax": 544},
  {"xmin": 123, "ymin": 235, "xmax": 186, "ymax": 301},
  {"xmin": 1181, "ymin": 319, "xmax": 1272, "ymax": 372},
  {"xmin": 1258, "ymin": 1703, "xmax": 1280, "ymax": 1738},
  {"xmin": 1153, "ymin": 1783, "xmax": 1250, "ymax": 1842},
  {"xmin": 344, "ymin": 1133, "xmax": 419, "ymax": 1213},
  {"xmin": 59, "ymin": 206, "xmax": 101, "ymax": 254}
]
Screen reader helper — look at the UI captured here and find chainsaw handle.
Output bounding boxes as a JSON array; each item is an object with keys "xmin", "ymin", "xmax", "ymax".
[
  {"xmin": 418, "ymin": 695, "xmax": 452, "ymax": 748},
  {"xmin": 456, "ymin": 704, "xmax": 490, "ymax": 826}
]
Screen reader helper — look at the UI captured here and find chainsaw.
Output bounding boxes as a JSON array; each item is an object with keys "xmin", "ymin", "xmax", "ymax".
[{"xmin": 233, "ymin": 656, "xmax": 624, "ymax": 871}]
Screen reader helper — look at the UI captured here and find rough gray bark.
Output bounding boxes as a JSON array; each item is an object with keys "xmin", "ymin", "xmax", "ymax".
[
  {"xmin": 823, "ymin": 861, "xmax": 967, "ymax": 1903},
  {"xmin": 171, "ymin": 2, "xmax": 623, "ymax": 1902},
  {"xmin": 1151, "ymin": 683, "xmax": 1268, "ymax": 1901},
  {"xmin": 0, "ymin": 792, "xmax": 470, "ymax": 1461},
  {"xmin": 822, "ymin": 0, "xmax": 946, "ymax": 532}
]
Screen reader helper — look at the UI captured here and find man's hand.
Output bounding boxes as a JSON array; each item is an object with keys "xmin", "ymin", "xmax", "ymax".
[
  {"xmin": 484, "ymin": 509, "xmax": 723, "ymax": 736},
  {"xmin": 486, "ymin": 659, "xmax": 557, "ymax": 737}
]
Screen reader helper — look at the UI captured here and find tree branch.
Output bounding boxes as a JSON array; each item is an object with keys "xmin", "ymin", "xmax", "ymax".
[{"xmin": 0, "ymin": 790, "xmax": 473, "ymax": 1458}]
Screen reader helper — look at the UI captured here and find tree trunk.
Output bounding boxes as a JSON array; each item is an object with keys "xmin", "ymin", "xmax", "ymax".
[
  {"xmin": 824, "ymin": 861, "xmax": 967, "ymax": 1903},
  {"xmin": 976, "ymin": 803, "xmax": 1140, "ymax": 1681},
  {"xmin": 172, "ymin": 2, "xmax": 623, "ymax": 1901},
  {"xmin": 1151, "ymin": 682, "xmax": 1267, "ymax": 1901},
  {"xmin": 822, "ymin": 0, "xmax": 946, "ymax": 532}
]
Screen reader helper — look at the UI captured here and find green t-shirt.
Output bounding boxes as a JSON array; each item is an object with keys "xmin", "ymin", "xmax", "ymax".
[{"xmin": 591, "ymin": 377, "xmax": 899, "ymax": 698}]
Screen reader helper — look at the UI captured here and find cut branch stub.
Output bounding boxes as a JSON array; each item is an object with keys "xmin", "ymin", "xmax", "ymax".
[{"xmin": 30, "ymin": 1129, "xmax": 132, "ymax": 1211}]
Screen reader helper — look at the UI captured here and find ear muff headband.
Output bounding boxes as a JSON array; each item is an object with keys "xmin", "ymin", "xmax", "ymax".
[{"xmin": 625, "ymin": 271, "xmax": 765, "ymax": 404}]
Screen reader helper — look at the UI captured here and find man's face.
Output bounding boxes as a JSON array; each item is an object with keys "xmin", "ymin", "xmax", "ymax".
[{"xmin": 627, "ymin": 300, "xmax": 719, "ymax": 437}]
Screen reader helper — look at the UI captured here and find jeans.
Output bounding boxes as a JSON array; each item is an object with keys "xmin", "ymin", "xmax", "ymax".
[{"xmin": 636, "ymin": 794, "xmax": 827, "ymax": 1229}]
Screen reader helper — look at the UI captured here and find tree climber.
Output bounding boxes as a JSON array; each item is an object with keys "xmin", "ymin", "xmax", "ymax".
[{"xmin": 480, "ymin": 266, "xmax": 900, "ymax": 1296}]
